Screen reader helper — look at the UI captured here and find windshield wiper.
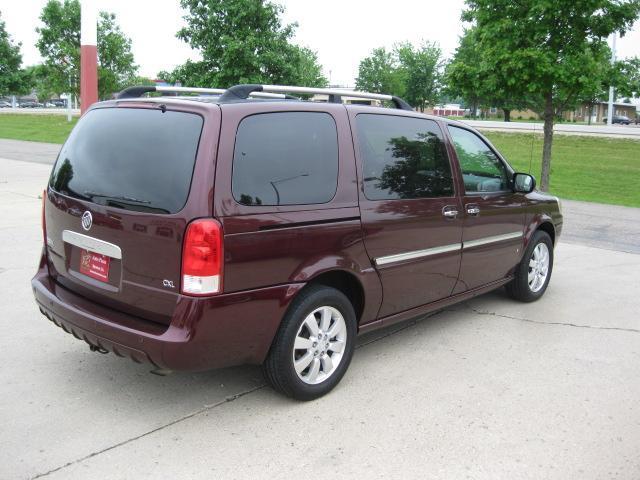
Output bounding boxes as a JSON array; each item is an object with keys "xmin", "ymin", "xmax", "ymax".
[{"xmin": 83, "ymin": 191, "xmax": 151, "ymax": 204}]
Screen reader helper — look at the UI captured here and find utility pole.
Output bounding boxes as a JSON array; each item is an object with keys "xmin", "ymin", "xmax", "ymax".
[
  {"xmin": 606, "ymin": 32, "xmax": 617, "ymax": 126},
  {"xmin": 80, "ymin": 0, "xmax": 98, "ymax": 115}
]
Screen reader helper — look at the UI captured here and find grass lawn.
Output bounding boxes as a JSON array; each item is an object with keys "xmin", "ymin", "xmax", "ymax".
[
  {"xmin": 484, "ymin": 132, "xmax": 640, "ymax": 208},
  {"xmin": 0, "ymin": 114, "xmax": 78, "ymax": 144},
  {"xmin": 0, "ymin": 113, "xmax": 638, "ymax": 207}
]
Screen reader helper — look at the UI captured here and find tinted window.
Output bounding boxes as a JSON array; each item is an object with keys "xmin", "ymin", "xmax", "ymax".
[
  {"xmin": 232, "ymin": 112, "xmax": 338, "ymax": 206},
  {"xmin": 448, "ymin": 126, "xmax": 509, "ymax": 193},
  {"xmin": 356, "ymin": 114, "xmax": 453, "ymax": 200},
  {"xmin": 49, "ymin": 108, "xmax": 203, "ymax": 214}
]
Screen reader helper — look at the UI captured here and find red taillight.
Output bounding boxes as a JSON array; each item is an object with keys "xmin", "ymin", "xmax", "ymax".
[
  {"xmin": 181, "ymin": 218, "xmax": 223, "ymax": 296},
  {"xmin": 42, "ymin": 189, "xmax": 47, "ymax": 247}
]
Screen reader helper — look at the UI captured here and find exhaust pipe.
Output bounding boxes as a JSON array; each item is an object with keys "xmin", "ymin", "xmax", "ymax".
[{"xmin": 89, "ymin": 344, "xmax": 108, "ymax": 354}]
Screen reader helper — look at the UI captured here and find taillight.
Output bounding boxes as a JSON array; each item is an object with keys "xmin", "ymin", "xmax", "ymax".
[
  {"xmin": 42, "ymin": 189, "xmax": 47, "ymax": 247},
  {"xmin": 181, "ymin": 218, "xmax": 223, "ymax": 296}
]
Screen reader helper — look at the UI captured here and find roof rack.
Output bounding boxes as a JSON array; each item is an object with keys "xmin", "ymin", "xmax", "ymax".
[
  {"xmin": 219, "ymin": 84, "xmax": 413, "ymax": 110},
  {"xmin": 116, "ymin": 85, "xmax": 288, "ymax": 100},
  {"xmin": 116, "ymin": 84, "xmax": 413, "ymax": 110}
]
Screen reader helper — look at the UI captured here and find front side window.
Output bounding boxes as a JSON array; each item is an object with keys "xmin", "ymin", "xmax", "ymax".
[
  {"xmin": 356, "ymin": 114, "xmax": 454, "ymax": 200},
  {"xmin": 448, "ymin": 126, "xmax": 510, "ymax": 193},
  {"xmin": 232, "ymin": 112, "xmax": 338, "ymax": 206}
]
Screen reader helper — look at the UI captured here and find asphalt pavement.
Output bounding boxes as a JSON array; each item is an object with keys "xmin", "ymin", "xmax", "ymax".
[
  {"xmin": 0, "ymin": 139, "xmax": 61, "ymax": 165},
  {"xmin": 0, "ymin": 155, "xmax": 639, "ymax": 480}
]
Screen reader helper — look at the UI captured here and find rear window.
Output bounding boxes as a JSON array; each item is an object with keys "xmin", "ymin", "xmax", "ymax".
[
  {"xmin": 232, "ymin": 112, "xmax": 338, "ymax": 206},
  {"xmin": 49, "ymin": 108, "xmax": 203, "ymax": 214}
]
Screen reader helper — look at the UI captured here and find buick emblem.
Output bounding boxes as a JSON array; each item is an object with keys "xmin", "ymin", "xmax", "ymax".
[{"xmin": 81, "ymin": 211, "xmax": 93, "ymax": 231}]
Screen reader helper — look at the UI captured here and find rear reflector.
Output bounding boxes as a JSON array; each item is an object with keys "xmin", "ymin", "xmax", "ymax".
[{"xmin": 181, "ymin": 219, "xmax": 223, "ymax": 296}]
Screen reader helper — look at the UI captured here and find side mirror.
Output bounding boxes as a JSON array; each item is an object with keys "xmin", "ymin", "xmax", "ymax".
[{"xmin": 513, "ymin": 173, "xmax": 536, "ymax": 193}]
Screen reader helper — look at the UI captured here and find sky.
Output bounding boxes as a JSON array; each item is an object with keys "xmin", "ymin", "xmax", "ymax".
[{"xmin": 2, "ymin": 0, "xmax": 640, "ymax": 87}]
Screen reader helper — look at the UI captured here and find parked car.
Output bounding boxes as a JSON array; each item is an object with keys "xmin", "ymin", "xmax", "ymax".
[
  {"xmin": 32, "ymin": 84, "xmax": 563, "ymax": 400},
  {"xmin": 0, "ymin": 100, "xmax": 12, "ymax": 108},
  {"xmin": 46, "ymin": 99, "xmax": 66, "ymax": 108},
  {"xmin": 604, "ymin": 115, "xmax": 632, "ymax": 125},
  {"xmin": 19, "ymin": 101, "xmax": 44, "ymax": 108}
]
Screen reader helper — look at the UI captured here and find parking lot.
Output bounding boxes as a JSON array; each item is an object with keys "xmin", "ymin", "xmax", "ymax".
[{"xmin": 1, "ymin": 155, "xmax": 639, "ymax": 479}]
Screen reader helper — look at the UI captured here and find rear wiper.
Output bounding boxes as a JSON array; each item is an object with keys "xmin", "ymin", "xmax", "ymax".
[{"xmin": 83, "ymin": 191, "xmax": 151, "ymax": 204}]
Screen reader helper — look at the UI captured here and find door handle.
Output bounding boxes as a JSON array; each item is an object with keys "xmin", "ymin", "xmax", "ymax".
[
  {"xmin": 466, "ymin": 206, "xmax": 480, "ymax": 216},
  {"xmin": 443, "ymin": 207, "xmax": 458, "ymax": 218}
]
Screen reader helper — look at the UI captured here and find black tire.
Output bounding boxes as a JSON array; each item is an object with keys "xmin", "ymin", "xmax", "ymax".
[
  {"xmin": 506, "ymin": 230, "xmax": 554, "ymax": 302},
  {"xmin": 262, "ymin": 285, "xmax": 357, "ymax": 400}
]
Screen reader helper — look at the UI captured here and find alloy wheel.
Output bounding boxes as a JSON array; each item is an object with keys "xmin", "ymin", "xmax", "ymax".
[
  {"xmin": 292, "ymin": 306, "xmax": 347, "ymax": 385},
  {"xmin": 528, "ymin": 242, "xmax": 550, "ymax": 293}
]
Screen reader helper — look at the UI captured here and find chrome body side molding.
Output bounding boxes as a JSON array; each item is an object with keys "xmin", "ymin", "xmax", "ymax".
[
  {"xmin": 462, "ymin": 231, "xmax": 523, "ymax": 249},
  {"xmin": 373, "ymin": 231, "xmax": 523, "ymax": 266},
  {"xmin": 374, "ymin": 243, "xmax": 462, "ymax": 266}
]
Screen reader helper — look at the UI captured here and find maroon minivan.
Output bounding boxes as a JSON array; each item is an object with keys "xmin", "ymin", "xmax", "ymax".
[{"xmin": 32, "ymin": 84, "xmax": 562, "ymax": 400}]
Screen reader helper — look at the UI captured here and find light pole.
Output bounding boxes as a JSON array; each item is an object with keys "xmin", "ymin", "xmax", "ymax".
[{"xmin": 606, "ymin": 32, "xmax": 617, "ymax": 126}]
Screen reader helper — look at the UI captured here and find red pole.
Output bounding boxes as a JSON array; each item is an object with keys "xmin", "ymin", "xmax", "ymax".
[{"xmin": 80, "ymin": 1, "xmax": 98, "ymax": 115}]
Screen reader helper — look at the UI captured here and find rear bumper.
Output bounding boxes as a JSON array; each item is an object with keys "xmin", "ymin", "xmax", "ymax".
[{"xmin": 32, "ymin": 255, "xmax": 303, "ymax": 371}]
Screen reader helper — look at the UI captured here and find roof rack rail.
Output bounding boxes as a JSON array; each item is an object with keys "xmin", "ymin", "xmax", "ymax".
[
  {"xmin": 116, "ymin": 84, "xmax": 414, "ymax": 110},
  {"xmin": 116, "ymin": 85, "xmax": 288, "ymax": 100},
  {"xmin": 219, "ymin": 84, "xmax": 413, "ymax": 110}
]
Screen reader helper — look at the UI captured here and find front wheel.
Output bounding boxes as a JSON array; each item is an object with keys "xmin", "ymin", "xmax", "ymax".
[
  {"xmin": 506, "ymin": 230, "xmax": 554, "ymax": 302},
  {"xmin": 263, "ymin": 285, "xmax": 356, "ymax": 400}
]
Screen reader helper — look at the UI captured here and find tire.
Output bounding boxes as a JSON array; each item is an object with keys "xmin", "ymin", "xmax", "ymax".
[
  {"xmin": 263, "ymin": 285, "xmax": 357, "ymax": 400},
  {"xmin": 506, "ymin": 230, "xmax": 554, "ymax": 302}
]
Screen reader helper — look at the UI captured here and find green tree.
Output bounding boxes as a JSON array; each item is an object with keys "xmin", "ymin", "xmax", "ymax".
[
  {"xmin": 355, "ymin": 47, "xmax": 405, "ymax": 97},
  {"xmin": 446, "ymin": 27, "xmax": 533, "ymax": 122},
  {"xmin": 168, "ymin": 0, "xmax": 327, "ymax": 87},
  {"xmin": 613, "ymin": 57, "xmax": 640, "ymax": 99},
  {"xmin": 396, "ymin": 42, "xmax": 443, "ymax": 112},
  {"xmin": 288, "ymin": 46, "xmax": 328, "ymax": 88},
  {"xmin": 463, "ymin": 0, "xmax": 640, "ymax": 191},
  {"xmin": 36, "ymin": 0, "xmax": 138, "ymax": 100},
  {"xmin": 96, "ymin": 12, "xmax": 137, "ymax": 98},
  {"xmin": 577, "ymin": 50, "xmax": 618, "ymax": 125},
  {"xmin": 444, "ymin": 28, "xmax": 486, "ymax": 118},
  {"xmin": 0, "ymin": 11, "xmax": 31, "ymax": 96},
  {"xmin": 35, "ymin": 0, "xmax": 80, "ymax": 96},
  {"xmin": 23, "ymin": 64, "xmax": 57, "ymax": 101}
]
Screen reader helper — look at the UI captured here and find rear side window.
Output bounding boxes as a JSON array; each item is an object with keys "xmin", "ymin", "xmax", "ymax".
[
  {"xmin": 447, "ymin": 126, "xmax": 510, "ymax": 193},
  {"xmin": 49, "ymin": 108, "xmax": 203, "ymax": 214},
  {"xmin": 356, "ymin": 114, "xmax": 454, "ymax": 200},
  {"xmin": 232, "ymin": 112, "xmax": 338, "ymax": 206}
]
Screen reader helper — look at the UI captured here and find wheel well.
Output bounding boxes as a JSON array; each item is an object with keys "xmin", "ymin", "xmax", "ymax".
[
  {"xmin": 537, "ymin": 221, "xmax": 556, "ymax": 245},
  {"xmin": 306, "ymin": 271, "xmax": 365, "ymax": 322}
]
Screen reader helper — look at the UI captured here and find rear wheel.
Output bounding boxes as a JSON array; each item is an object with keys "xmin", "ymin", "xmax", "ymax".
[
  {"xmin": 263, "ymin": 285, "xmax": 356, "ymax": 400},
  {"xmin": 506, "ymin": 230, "xmax": 554, "ymax": 302}
]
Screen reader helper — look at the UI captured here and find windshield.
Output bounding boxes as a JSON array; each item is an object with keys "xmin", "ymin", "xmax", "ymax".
[{"xmin": 49, "ymin": 107, "xmax": 203, "ymax": 214}]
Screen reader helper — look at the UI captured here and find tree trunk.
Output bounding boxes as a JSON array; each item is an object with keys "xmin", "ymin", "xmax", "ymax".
[
  {"xmin": 502, "ymin": 108, "xmax": 511, "ymax": 122},
  {"xmin": 588, "ymin": 104, "xmax": 593, "ymax": 125},
  {"xmin": 540, "ymin": 92, "xmax": 554, "ymax": 192}
]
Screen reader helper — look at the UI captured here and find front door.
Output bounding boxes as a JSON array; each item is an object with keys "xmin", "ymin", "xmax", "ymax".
[
  {"xmin": 446, "ymin": 125, "xmax": 525, "ymax": 292},
  {"xmin": 351, "ymin": 112, "xmax": 463, "ymax": 318}
]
